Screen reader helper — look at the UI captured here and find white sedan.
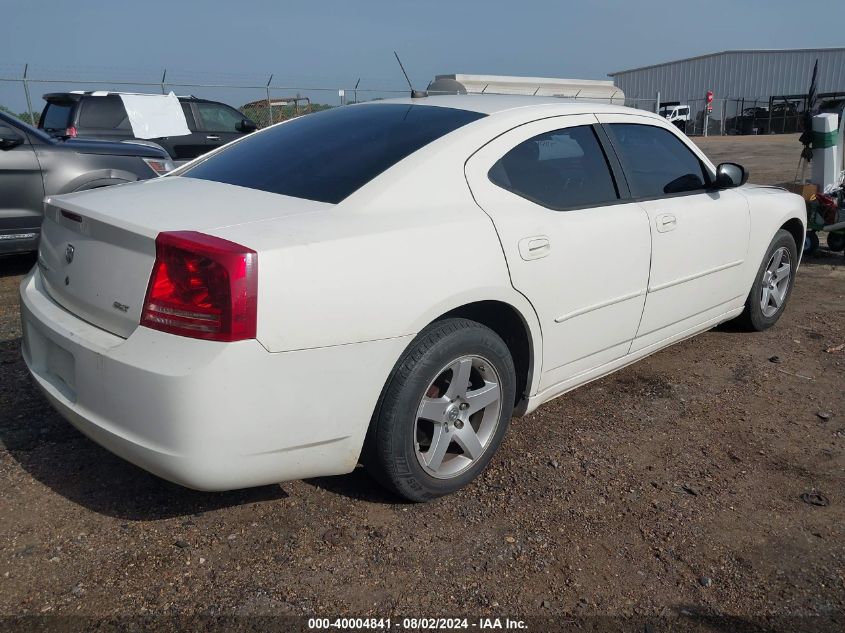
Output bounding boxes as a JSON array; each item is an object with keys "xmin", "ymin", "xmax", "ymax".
[{"xmin": 20, "ymin": 95, "xmax": 805, "ymax": 501}]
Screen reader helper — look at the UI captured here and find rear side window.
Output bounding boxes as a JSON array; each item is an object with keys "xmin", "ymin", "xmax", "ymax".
[
  {"xmin": 41, "ymin": 103, "xmax": 73, "ymax": 131},
  {"xmin": 78, "ymin": 97, "xmax": 130, "ymax": 130},
  {"xmin": 605, "ymin": 123, "xmax": 709, "ymax": 197},
  {"xmin": 488, "ymin": 125, "xmax": 619, "ymax": 210},
  {"xmin": 180, "ymin": 103, "xmax": 196, "ymax": 129},
  {"xmin": 184, "ymin": 104, "xmax": 485, "ymax": 203}
]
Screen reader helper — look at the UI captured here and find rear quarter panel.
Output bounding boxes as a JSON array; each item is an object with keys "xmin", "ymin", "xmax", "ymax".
[
  {"xmin": 35, "ymin": 148, "xmax": 151, "ymax": 195},
  {"xmin": 213, "ymin": 170, "xmax": 532, "ymax": 350},
  {"xmin": 209, "ymin": 132, "xmax": 544, "ymax": 394}
]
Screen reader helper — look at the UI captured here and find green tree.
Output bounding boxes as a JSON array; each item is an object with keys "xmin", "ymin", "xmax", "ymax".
[{"xmin": 0, "ymin": 104, "xmax": 37, "ymax": 126}]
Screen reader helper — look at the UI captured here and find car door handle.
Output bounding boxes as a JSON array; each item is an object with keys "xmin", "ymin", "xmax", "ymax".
[
  {"xmin": 518, "ymin": 236, "xmax": 551, "ymax": 260},
  {"xmin": 656, "ymin": 214, "xmax": 677, "ymax": 233},
  {"xmin": 206, "ymin": 135, "xmax": 220, "ymax": 141}
]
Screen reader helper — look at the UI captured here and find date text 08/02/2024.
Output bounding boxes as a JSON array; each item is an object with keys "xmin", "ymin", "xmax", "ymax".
[{"xmin": 308, "ymin": 617, "xmax": 529, "ymax": 630}]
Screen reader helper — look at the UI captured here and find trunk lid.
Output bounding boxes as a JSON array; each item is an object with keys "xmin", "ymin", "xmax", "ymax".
[{"xmin": 38, "ymin": 177, "xmax": 331, "ymax": 338}]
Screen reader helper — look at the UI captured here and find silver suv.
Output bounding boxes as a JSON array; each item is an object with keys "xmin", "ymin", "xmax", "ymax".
[{"xmin": 0, "ymin": 111, "xmax": 172, "ymax": 255}]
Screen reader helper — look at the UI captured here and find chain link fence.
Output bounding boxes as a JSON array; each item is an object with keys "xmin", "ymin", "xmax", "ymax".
[
  {"xmin": 0, "ymin": 63, "xmax": 820, "ymax": 137},
  {"xmin": 0, "ymin": 63, "xmax": 411, "ymax": 129},
  {"xmin": 622, "ymin": 94, "xmax": 812, "ymax": 137}
]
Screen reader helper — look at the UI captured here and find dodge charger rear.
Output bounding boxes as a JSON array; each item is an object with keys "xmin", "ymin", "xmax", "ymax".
[
  {"xmin": 20, "ymin": 97, "xmax": 805, "ymax": 501},
  {"xmin": 20, "ymin": 102, "xmax": 502, "ymax": 494}
]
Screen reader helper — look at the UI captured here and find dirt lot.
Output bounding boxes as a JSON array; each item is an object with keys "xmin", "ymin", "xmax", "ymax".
[{"xmin": 0, "ymin": 133, "xmax": 843, "ymax": 631}]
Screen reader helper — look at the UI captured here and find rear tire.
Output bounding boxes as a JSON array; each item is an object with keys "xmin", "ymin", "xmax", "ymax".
[
  {"xmin": 736, "ymin": 229, "xmax": 798, "ymax": 331},
  {"xmin": 364, "ymin": 318, "xmax": 516, "ymax": 502},
  {"xmin": 827, "ymin": 231, "xmax": 845, "ymax": 252}
]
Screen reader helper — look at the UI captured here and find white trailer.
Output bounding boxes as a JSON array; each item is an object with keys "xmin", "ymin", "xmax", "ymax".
[{"xmin": 427, "ymin": 73, "xmax": 625, "ymax": 104}]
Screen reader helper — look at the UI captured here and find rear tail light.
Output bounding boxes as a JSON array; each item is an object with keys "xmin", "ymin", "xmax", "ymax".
[
  {"xmin": 65, "ymin": 126, "xmax": 78, "ymax": 138},
  {"xmin": 141, "ymin": 231, "xmax": 257, "ymax": 342}
]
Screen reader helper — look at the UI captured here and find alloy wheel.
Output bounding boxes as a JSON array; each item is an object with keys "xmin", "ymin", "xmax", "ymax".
[
  {"xmin": 414, "ymin": 355, "xmax": 503, "ymax": 479},
  {"xmin": 760, "ymin": 246, "xmax": 791, "ymax": 318}
]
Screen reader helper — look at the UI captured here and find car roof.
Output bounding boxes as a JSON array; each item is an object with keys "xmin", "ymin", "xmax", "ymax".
[
  {"xmin": 362, "ymin": 94, "xmax": 645, "ymax": 118},
  {"xmin": 43, "ymin": 91, "xmax": 206, "ymax": 102}
]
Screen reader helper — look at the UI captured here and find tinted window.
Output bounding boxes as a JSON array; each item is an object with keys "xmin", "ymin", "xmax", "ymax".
[
  {"xmin": 41, "ymin": 103, "xmax": 73, "ymax": 131},
  {"xmin": 488, "ymin": 125, "xmax": 618, "ymax": 210},
  {"xmin": 184, "ymin": 104, "xmax": 486, "ymax": 204},
  {"xmin": 78, "ymin": 97, "xmax": 130, "ymax": 130},
  {"xmin": 0, "ymin": 122, "xmax": 23, "ymax": 140},
  {"xmin": 196, "ymin": 102, "xmax": 243, "ymax": 132},
  {"xmin": 180, "ymin": 103, "xmax": 196, "ymax": 129},
  {"xmin": 605, "ymin": 123, "xmax": 709, "ymax": 197}
]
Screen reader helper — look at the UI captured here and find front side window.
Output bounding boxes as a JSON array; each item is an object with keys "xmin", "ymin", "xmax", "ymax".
[
  {"xmin": 196, "ymin": 103, "xmax": 244, "ymax": 132},
  {"xmin": 184, "ymin": 104, "xmax": 486, "ymax": 204},
  {"xmin": 605, "ymin": 123, "xmax": 709, "ymax": 197},
  {"xmin": 0, "ymin": 121, "xmax": 23, "ymax": 140},
  {"xmin": 488, "ymin": 125, "xmax": 619, "ymax": 210}
]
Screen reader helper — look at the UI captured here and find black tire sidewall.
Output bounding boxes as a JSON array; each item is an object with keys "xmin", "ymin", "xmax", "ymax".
[
  {"xmin": 827, "ymin": 232, "xmax": 845, "ymax": 252},
  {"xmin": 745, "ymin": 229, "xmax": 798, "ymax": 331},
  {"xmin": 368, "ymin": 319, "xmax": 516, "ymax": 502}
]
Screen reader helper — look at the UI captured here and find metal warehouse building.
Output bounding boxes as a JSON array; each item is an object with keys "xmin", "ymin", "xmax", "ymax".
[{"xmin": 608, "ymin": 47, "xmax": 845, "ymax": 135}]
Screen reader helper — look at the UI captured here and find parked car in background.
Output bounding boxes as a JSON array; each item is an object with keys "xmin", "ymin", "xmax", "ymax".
[
  {"xmin": 1, "ymin": 110, "xmax": 172, "ymax": 255},
  {"xmin": 20, "ymin": 96, "xmax": 805, "ymax": 501},
  {"xmin": 726, "ymin": 107, "xmax": 770, "ymax": 135},
  {"xmin": 769, "ymin": 102, "xmax": 802, "ymax": 134},
  {"xmin": 658, "ymin": 104, "xmax": 690, "ymax": 131},
  {"xmin": 39, "ymin": 93, "xmax": 258, "ymax": 160}
]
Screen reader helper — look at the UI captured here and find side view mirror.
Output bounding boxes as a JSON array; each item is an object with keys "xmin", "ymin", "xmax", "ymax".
[
  {"xmin": 0, "ymin": 131, "xmax": 24, "ymax": 150},
  {"xmin": 236, "ymin": 119, "xmax": 258, "ymax": 133},
  {"xmin": 715, "ymin": 162, "xmax": 748, "ymax": 188}
]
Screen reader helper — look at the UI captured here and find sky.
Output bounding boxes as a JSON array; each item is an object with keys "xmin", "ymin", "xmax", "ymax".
[{"xmin": 2, "ymin": 0, "xmax": 844, "ymax": 112}]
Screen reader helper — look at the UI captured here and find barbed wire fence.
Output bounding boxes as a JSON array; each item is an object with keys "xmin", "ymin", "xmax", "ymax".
[
  {"xmin": 0, "ymin": 63, "xmax": 411, "ymax": 128},
  {"xmin": 0, "ymin": 63, "xmax": 808, "ymax": 137}
]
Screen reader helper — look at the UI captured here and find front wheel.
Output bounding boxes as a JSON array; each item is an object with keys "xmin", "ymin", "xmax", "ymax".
[
  {"xmin": 364, "ymin": 318, "xmax": 516, "ymax": 502},
  {"xmin": 737, "ymin": 229, "xmax": 798, "ymax": 331}
]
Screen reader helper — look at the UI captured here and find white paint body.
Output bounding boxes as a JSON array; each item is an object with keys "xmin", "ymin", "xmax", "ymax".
[{"xmin": 19, "ymin": 96, "xmax": 806, "ymax": 490}]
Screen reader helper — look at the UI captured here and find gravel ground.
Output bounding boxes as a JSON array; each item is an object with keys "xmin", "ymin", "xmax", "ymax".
[{"xmin": 0, "ymin": 133, "xmax": 843, "ymax": 631}]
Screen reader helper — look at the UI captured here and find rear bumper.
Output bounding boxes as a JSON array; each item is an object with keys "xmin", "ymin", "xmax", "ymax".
[{"xmin": 20, "ymin": 269, "xmax": 411, "ymax": 490}]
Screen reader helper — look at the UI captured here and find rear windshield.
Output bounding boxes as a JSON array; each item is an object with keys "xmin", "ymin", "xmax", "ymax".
[
  {"xmin": 41, "ymin": 103, "xmax": 73, "ymax": 131},
  {"xmin": 183, "ymin": 103, "xmax": 486, "ymax": 203}
]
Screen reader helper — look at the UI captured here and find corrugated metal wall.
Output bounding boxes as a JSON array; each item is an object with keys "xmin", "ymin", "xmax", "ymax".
[{"xmin": 609, "ymin": 49, "xmax": 845, "ymax": 101}]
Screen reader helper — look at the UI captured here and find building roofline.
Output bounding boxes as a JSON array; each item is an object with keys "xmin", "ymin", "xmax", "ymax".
[{"xmin": 608, "ymin": 47, "xmax": 845, "ymax": 76}]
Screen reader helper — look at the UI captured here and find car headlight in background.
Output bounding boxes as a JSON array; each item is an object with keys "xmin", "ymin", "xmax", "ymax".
[{"xmin": 142, "ymin": 157, "xmax": 176, "ymax": 177}]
